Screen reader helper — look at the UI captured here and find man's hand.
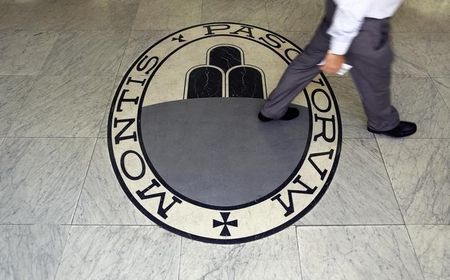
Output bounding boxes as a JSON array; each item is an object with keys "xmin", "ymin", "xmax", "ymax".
[{"xmin": 320, "ymin": 52, "xmax": 345, "ymax": 74}]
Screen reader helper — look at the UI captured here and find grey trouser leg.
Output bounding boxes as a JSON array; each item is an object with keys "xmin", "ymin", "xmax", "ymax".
[
  {"xmin": 260, "ymin": 20, "xmax": 329, "ymax": 119},
  {"xmin": 261, "ymin": 1, "xmax": 400, "ymax": 131},
  {"xmin": 347, "ymin": 19, "xmax": 400, "ymax": 131}
]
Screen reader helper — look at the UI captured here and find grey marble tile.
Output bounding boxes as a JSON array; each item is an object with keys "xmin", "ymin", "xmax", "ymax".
[
  {"xmin": 425, "ymin": 33, "xmax": 450, "ymax": 78},
  {"xmin": 8, "ymin": 75, "xmax": 115, "ymax": 137},
  {"xmin": 55, "ymin": 226, "xmax": 180, "ymax": 280},
  {"xmin": 118, "ymin": 30, "xmax": 173, "ymax": 76},
  {"xmin": 179, "ymin": 227, "xmax": 301, "ymax": 280},
  {"xmin": 73, "ymin": 139, "xmax": 152, "ymax": 225},
  {"xmin": 0, "ymin": 76, "xmax": 34, "ymax": 137},
  {"xmin": 0, "ymin": 225, "xmax": 69, "ymax": 280},
  {"xmin": 392, "ymin": 33, "xmax": 450, "ymax": 78},
  {"xmin": 40, "ymin": 31, "xmax": 128, "ymax": 77},
  {"xmin": 391, "ymin": 0, "xmax": 450, "ymax": 33},
  {"xmin": 0, "ymin": 138, "xmax": 95, "ymax": 224},
  {"xmin": 389, "ymin": 76, "xmax": 450, "ymax": 139},
  {"xmin": 132, "ymin": 0, "xmax": 202, "ymax": 30},
  {"xmin": 0, "ymin": 0, "xmax": 67, "ymax": 31},
  {"xmin": 432, "ymin": 77, "xmax": 450, "ymax": 109},
  {"xmin": 275, "ymin": 31, "xmax": 314, "ymax": 50},
  {"xmin": 99, "ymin": 31, "xmax": 172, "ymax": 137},
  {"xmin": 297, "ymin": 139, "xmax": 403, "ymax": 225},
  {"xmin": 408, "ymin": 225, "xmax": 450, "ymax": 280},
  {"xmin": 266, "ymin": 0, "xmax": 325, "ymax": 32},
  {"xmin": 202, "ymin": 0, "xmax": 269, "ymax": 28},
  {"xmin": 0, "ymin": 31, "xmax": 58, "ymax": 75},
  {"xmin": 326, "ymin": 76, "xmax": 375, "ymax": 138},
  {"xmin": 392, "ymin": 33, "xmax": 429, "ymax": 77},
  {"xmin": 62, "ymin": 0, "xmax": 139, "ymax": 31},
  {"xmin": 377, "ymin": 139, "xmax": 450, "ymax": 225},
  {"xmin": 98, "ymin": 76, "xmax": 123, "ymax": 138},
  {"xmin": 297, "ymin": 226, "xmax": 424, "ymax": 280}
]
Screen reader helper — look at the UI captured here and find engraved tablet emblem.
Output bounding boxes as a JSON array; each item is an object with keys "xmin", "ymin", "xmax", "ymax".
[{"xmin": 108, "ymin": 23, "xmax": 342, "ymax": 244}]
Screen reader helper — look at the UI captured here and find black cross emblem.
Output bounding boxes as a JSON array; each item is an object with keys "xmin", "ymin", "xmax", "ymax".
[
  {"xmin": 213, "ymin": 212, "xmax": 238, "ymax": 236},
  {"xmin": 172, "ymin": 34, "xmax": 186, "ymax": 43}
]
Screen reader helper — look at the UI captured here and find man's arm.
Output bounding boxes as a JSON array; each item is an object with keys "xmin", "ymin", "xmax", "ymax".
[{"xmin": 321, "ymin": 0, "xmax": 373, "ymax": 74}]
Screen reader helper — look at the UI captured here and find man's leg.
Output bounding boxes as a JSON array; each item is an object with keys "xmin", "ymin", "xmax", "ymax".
[
  {"xmin": 260, "ymin": 21, "xmax": 330, "ymax": 120},
  {"xmin": 347, "ymin": 19, "xmax": 400, "ymax": 131}
]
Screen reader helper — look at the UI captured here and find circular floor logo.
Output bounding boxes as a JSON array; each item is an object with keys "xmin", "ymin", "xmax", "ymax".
[{"xmin": 108, "ymin": 22, "xmax": 342, "ymax": 244}]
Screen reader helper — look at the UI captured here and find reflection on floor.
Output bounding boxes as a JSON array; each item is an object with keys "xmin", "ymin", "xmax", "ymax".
[{"xmin": 0, "ymin": 0, "xmax": 448, "ymax": 279}]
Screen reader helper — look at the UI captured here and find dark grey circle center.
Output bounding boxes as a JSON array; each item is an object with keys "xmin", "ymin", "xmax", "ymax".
[{"xmin": 140, "ymin": 98, "xmax": 310, "ymax": 207}]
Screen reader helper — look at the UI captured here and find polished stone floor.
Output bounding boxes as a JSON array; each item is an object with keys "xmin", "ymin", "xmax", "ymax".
[{"xmin": 0, "ymin": 0, "xmax": 449, "ymax": 279}]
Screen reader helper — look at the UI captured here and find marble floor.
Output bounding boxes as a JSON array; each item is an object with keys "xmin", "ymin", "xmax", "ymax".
[{"xmin": 0, "ymin": 0, "xmax": 449, "ymax": 280}]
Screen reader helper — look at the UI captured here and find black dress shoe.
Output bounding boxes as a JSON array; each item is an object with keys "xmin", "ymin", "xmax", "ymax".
[
  {"xmin": 368, "ymin": 121, "xmax": 417, "ymax": 137},
  {"xmin": 258, "ymin": 107, "xmax": 299, "ymax": 122}
]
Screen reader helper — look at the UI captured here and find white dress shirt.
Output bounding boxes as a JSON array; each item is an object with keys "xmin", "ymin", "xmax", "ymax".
[{"xmin": 327, "ymin": 0, "xmax": 403, "ymax": 55}]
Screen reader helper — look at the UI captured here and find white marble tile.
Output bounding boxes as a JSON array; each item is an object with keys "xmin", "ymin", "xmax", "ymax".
[
  {"xmin": 432, "ymin": 77, "xmax": 450, "ymax": 109},
  {"xmin": 377, "ymin": 139, "xmax": 450, "ymax": 225},
  {"xmin": 73, "ymin": 139, "xmax": 152, "ymax": 225},
  {"xmin": 0, "ymin": 138, "xmax": 95, "ymax": 224},
  {"xmin": 8, "ymin": 75, "xmax": 114, "ymax": 137},
  {"xmin": 408, "ymin": 225, "xmax": 450, "ymax": 280},
  {"xmin": 326, "ymin": 76, "xmax": 375, "ymax": 138},
  {"xmin": 389, "ymin": 76, "xmax": 450, "ymax": 139},
  {"xmin": 0, "ymin": 76, "xmax": 34, "ymax": 137},
  {"xmin": 391, "ymin": 0, "xmax": 450, "ymax": 33},
  {"xmin": 266, "ymin": 0, "xmax": 325, "ymax": 32},
  {"xmin": 40, "ymin": 31, "xmax": 128, "ymax": 77},
  {"xmin": 297, "ymin": 139, "xmax": 403, "ymax": 225},
  {"xmin": 62, "ymin": 0, "xmax": 139, "ymax": 31},
  {"xmin": 0, "ymin": 31, "xmax": 58, "ymax": 75},
  {"xmin": 55, "ymin": 226, "xmax": 180, "ymax": 280},
  {"xmin": 179, "ymin": 227, "xmax": 302, "ymax": 280},
  {"xmin": 0, "ymin": 225, "xmax": 69, "ymax": 280},
  {"xmin": 132, "ymin": 0, "xmax": 202, "ymax": 30},
  {"xmin": 392, "ymin": 33, "xmax": 429, "ymax": 77},
  {"xmin": 297, "ymin": 226, "xmax": 424, "ymax": 280},
  {"xmin": 202, "ymin": 0, "xmax": 269, "ymax": 28}
]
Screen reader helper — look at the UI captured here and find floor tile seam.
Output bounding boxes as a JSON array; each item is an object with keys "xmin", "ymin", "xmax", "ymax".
[
  {"xmin": 374, "ymin": 136, "xmax": 408, "ymax": 225},
  {"xmin": 0, "ymin": 27, "xmax": 135, "ymax": 32},
  {"xmin": 295, "ymin": 228, "xmax": 305, "ymax": 280},
  {"xmin": 0, "ymin": 223, "xmax": 157, "ymax": 227},
  {"xmin": 294, "ymin": 223, "xmax": 407, "ymax": 228},
  {"xmin": 3, "ymin": 223, "xmax": 446, "ymax": 227},
  {"xmin": 430, "ymin": 77, "xmax": 450, "ymax": 110},
  {"xmin": 200, "ymin": 0, "xmax": 205, "ymax": 26},
  {"xmin": 52, "ymin": 224, "xmax": 74, "ymax": 280},
  {"xmin": 69, "ymin": 138, "xmax": 99, "ymax": 225},
  {"xmin": 390, "ymin": 31, "xmax": 450, "ymax": 34},
  {"xmin": 3, "ymin": 136, "xmax": 99, "ymax": 139},
  {"xmin": 403, "ymin": 224, "xmax": 427, "ymax": 280},
  {"xmin": 96, "ymin": 30, "xmax": 133, "ymax": 138},
  {"xmin": 373, "ymin": 136, "xmax": 427, "ymax": 279},
  {"xmin": 373, "ymin": 137, "xmax": 450, "ymax": 140},
  {"xmin": 177, "ymin": 238, "xmax": 183, "ymax": 280}
]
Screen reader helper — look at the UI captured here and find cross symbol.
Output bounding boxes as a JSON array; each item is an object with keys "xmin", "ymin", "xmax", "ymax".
[
  {"xmin": 213, "ymin": 212, "xmax": 238, "ymax": 237},
  {"xmin": 172, "ymin": 34, "xmax": 186, "ymax": 43}
]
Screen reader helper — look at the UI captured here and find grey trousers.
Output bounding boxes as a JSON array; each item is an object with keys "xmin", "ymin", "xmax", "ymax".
[{"xmin": 261, "ymin": 2, "xmax": 400, "ymax": 131}]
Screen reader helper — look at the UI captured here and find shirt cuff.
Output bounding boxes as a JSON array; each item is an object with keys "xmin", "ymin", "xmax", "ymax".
[{"xmin": 329, "ymin": 38, "xmax": 352, "ymax": 55}]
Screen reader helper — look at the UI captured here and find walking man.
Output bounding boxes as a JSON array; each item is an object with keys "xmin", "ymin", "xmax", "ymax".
[{"xmin": 258, "ymin": 0, "xmax": 417, "ymax": 138}]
